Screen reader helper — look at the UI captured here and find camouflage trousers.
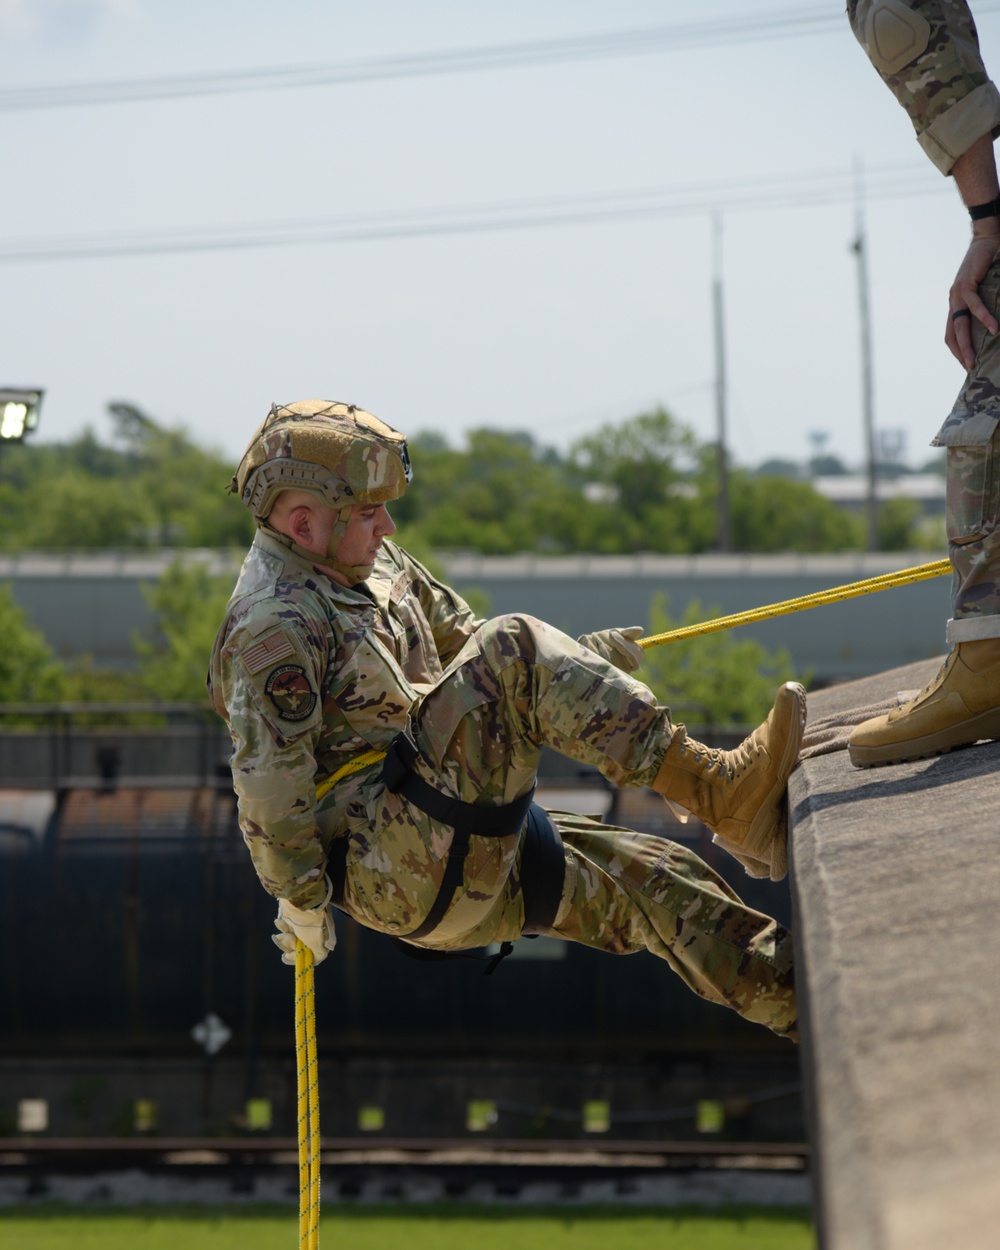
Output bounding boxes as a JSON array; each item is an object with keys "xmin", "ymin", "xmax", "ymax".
[
  {"xmin": 340, "ymin": 614, "xmax": 797, "ymax": 1039},
  {"xmin": 934, "ymin": 258, "xmax": 1000, "ymax": 641}
]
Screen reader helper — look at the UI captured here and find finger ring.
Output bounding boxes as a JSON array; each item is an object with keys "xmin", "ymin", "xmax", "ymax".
[{"xmin": 951, "ymin": 309, "xmax": 973, "ymax": 321}]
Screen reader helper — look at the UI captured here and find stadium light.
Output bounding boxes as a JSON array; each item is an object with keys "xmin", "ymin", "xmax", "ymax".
[{"xmin": 0, "ymin": 388, "xmax": 43, "ymax": 442}]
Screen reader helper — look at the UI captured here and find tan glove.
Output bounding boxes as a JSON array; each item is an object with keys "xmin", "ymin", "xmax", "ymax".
[
  {"xmin": 577, "ymin": 626, "xmax": 645, "ymax": 674},
  {"xmin": 272, "ymin": 876, "xmax": 337, "ymax": 966}
]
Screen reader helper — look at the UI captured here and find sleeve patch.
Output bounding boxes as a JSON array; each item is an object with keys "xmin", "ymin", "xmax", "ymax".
[
  {"xmin": 265, "ymin": 664, "xmax": 318, "ymax": 722},
  {"xmin": 241, "ymin": 630, "xmax": 295, "ymax": 674}
]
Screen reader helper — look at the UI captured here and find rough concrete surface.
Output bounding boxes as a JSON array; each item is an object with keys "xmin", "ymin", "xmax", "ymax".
[{"xmin": 790, "ymin": 659, "xmax": 1000, "ymax": 1250}]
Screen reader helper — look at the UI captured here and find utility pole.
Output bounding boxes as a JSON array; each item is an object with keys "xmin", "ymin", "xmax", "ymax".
[
  {"xmin": 713, "ymin": 214, "xmax": 731, "ymax": 552},
  {"xmin": 852, "ymin": 163, "xmax": 879, "ymax": 551}
]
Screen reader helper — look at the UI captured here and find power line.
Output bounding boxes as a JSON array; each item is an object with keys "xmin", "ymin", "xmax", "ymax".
[
  {"xmin": 0, "ymin": 5, "xmax": 979, "ymax": 111},
  {"xmin": 0, "ymin": 161, "xmax": 950, "ymax": 264},
  {"xmin": 0, "ymin": 162, "xmax": 945, "ymax": 262}
]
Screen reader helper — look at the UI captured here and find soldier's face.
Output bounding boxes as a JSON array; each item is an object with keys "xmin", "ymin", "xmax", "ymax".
[{"xmin": 333, "ymin": 502, "xmax": 396, "ymax": 568}]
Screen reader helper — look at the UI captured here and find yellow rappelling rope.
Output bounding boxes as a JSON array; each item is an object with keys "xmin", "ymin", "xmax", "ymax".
[
  {"xmin": 637, "ymin": 558, "xmax": 951, "ymax": 649},
  {"xmin": 315, "ymin": 748, "xmax": 388, "ymax": 800},
  {"xmin": 295, "ymin": 941, "xmax": 321, "ymax": 1250}
]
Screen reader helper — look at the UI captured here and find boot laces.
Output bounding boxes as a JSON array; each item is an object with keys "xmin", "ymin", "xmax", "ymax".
[
  {"xmin": 725, "ymin": 735, "xmax": 762, "ymax": 780},
  {"xmin": 915, "ymin": 650, "xmax": 955, "ymax": 701},
  {"xmin": 688, "ymin": 736, "xmax": 760, "ymax": 782}
]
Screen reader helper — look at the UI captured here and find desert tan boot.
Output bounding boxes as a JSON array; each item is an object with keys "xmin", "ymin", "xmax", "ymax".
[
  {"xmin": 848, "ymin": 638, "xmax": 1000, "ymax": 768},
  {"xmin": 651, "ymin": 681, "xmax": 807, "ymax": 882}
]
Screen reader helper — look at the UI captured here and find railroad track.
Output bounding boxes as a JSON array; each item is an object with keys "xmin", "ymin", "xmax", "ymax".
[{"xmin": 0, "ymin": 1135, "xmax": 808, "ymax": 1172}]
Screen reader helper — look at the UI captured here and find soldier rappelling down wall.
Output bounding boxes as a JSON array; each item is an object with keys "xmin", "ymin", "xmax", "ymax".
[
  {"xmin": 847, "ymin": 0, "xmax": 1000, "ymax": 765},
  {"xmin": 208, "ymin": 401, "xmax": 805, "ymax": 1039}
]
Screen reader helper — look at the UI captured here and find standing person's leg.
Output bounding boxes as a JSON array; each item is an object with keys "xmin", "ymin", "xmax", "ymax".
[{"xmin": 850, "ymin": 263, "xmax": 1000, "ymax": 768}]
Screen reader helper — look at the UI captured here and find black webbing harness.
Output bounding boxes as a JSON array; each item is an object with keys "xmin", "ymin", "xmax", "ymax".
[{"xmin": 328, "ymin": 731, "xmax": 566, "ymax": 973}]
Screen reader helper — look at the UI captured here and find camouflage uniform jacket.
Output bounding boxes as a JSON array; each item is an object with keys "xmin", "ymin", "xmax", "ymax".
[
  {"xmin": 848, "ymin": 0, "xmax": 1000, "ymax": 175},
  {"xmin": 208, "ymin": 530, "xmax": 482, "ymax": 910}
]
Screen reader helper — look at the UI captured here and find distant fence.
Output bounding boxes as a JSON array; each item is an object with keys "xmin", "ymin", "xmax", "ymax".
[{"xmin": 0, "ymin": 703, "xmax": 230, "ymax": 791}]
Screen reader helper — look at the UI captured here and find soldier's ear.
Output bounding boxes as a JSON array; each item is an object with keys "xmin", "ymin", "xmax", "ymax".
[{"xmin": 287, "ymin": 504, "xmax": 315, "ymax": 545}]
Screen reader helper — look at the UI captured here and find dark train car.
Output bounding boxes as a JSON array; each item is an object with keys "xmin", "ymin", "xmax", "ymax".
[{"xmin": 0, "ymin": 726, "xmax": 802, "ymax": 1144}]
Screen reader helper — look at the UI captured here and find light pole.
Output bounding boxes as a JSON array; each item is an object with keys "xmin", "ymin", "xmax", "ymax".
[
  {"xmin": 712, "ymin": 215, "xmax": 731, "ymax": 552},
  {"xmin": 0, "ymin": 388, "xmax": 43, "ymax": 441},
  {"xmin": 851, "ymin": 159, "xmax": 879, "ymax": 552},
  {"xmin": 0, "ymin": 388, "xmax": 44, "ymax": 475}
]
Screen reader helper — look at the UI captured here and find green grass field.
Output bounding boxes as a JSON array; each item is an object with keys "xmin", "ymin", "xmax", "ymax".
[{"xmin": 0, "ymin": 1204, "xmax": 815, "ymax": 1250}]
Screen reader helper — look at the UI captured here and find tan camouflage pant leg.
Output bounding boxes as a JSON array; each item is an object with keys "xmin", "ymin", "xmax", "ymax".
[
  {"xmin": 935, "ymin": 258, "xmax": 1000, "ymax": 639},
  {"xmin": 410, "ymin": 613, "xmax": 671, "ymax": 803},
  {"xmin": 946, "ymin": 423, "xmax": 1000, "ymax": 633},
  {"xmin": 544, "ymin": 811, "xmax": 797, "ymax": 1039}
]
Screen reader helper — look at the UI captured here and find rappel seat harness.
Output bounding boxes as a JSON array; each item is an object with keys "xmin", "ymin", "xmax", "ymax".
[{"xmin": 327, "ymin": 731, "xmax": 566, "ymax": 972}]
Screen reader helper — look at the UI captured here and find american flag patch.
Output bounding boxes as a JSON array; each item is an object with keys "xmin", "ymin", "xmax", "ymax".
[{"xmin": 241, "ymin": 631, "xmax": 295, "ymax": 674}]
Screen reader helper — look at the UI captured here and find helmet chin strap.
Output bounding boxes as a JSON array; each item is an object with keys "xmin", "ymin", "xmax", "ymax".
[
  {"xmin": 322, "ymin": 505, "xmax": 376, "ymax": 585},
  {"xmin": 324, "ymin": 557, "xmax": 376, "ymax": 586},
  {"xmin": 258, "ymin": 505, "xmax": 375, "ymax": 586}
]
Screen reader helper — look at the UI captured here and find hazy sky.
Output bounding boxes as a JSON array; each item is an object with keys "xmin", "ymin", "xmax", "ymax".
[{"xmin": 4, "ymin": 0, "xmax": 1000, "ymax": 475}]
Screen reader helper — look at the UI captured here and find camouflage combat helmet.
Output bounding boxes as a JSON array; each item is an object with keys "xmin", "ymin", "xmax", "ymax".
[{"xmin": 231, "ymin": 399, "xmax": 411, "ymax": 584}]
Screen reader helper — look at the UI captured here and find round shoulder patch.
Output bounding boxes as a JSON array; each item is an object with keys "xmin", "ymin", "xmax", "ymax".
[{"xmin": 264, "ymin": 664, "xmax": 318, "ymax": 722}]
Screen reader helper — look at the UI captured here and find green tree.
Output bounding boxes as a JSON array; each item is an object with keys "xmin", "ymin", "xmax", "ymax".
[
  {"xmin": 635, "ymin": 594, "xmax": 802, "ymax": 727},
  {"xmin": 62, "ymin": 661, "xmax": 147, "ymax": 707},
  {"xmin": 877, "ymin": 497, "xmax": 922, "ymax": 550},
  {"xmin": 0, "ymin": 585, "xmax": 66, "ymax": 704},
  {"xmin": 400, "ymin": 428, "xmax": 584, "ymax": 554},
  {"xmin": 108, "ymin": 401, "xmax": 253, "ymax": 547},
  {"xmin": 724, "ymin": 470, "xmax": 863, "ymax": 552},
  {"xmin": 0, "ymin": 398, "xmax": 883, "ymax": 559},
  {"xmin": 134, "ymin": 557, "xmax": 237, "ymax": 702},
  {"xmin": 568, "ymin": 410, "xmax": 721, "ymax": 554},
  {"xmin": 569, "ymin": 408, "xmax": 698, "ymax": 510},
  {"xmin": 18, "ymin": 471, "xmax": 156, "ymax": 548},
  {"xmin": 809, "ymin": 453, "xmax": 849, "ymax": 476},
  {"xmin": 0, "ymin": 402, "xmax": 252, "ymax": 552},
  {"xmin": 754, "ymin": 458, "xmax": 802, "ymax": 479}
]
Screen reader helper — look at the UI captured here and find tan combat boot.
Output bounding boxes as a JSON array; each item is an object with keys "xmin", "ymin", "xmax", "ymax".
[
  {"xmin": 652, "ymin": 682, "xmax": 807, "ymax": 882},
  {"xmin": 848, "ymin": 638, "xmax": 1000, "ymax": 768}
]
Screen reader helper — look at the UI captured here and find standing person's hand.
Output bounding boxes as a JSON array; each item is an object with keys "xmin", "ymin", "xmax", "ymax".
[
  {"xmin": 947, "ymin": 133, "xmax": 1000, "ymax": 369},
  {"xmin": 947, "ymin": 231, "xmax": 1000, "ymax": 368}
]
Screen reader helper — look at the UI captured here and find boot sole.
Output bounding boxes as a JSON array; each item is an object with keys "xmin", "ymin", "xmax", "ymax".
[
  {"xmin": 848, "ymin": 708, "xmax": 1000, "ymax": 768},
  {"xmin": 743, "ymin": 682, "xmax": 808, "ymax": 851}
]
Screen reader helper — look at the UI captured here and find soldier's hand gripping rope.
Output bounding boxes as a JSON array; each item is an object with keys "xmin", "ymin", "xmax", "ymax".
[{"xmin": 273, "ymin": 874, "xmax": 338, "ymax": 966}]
